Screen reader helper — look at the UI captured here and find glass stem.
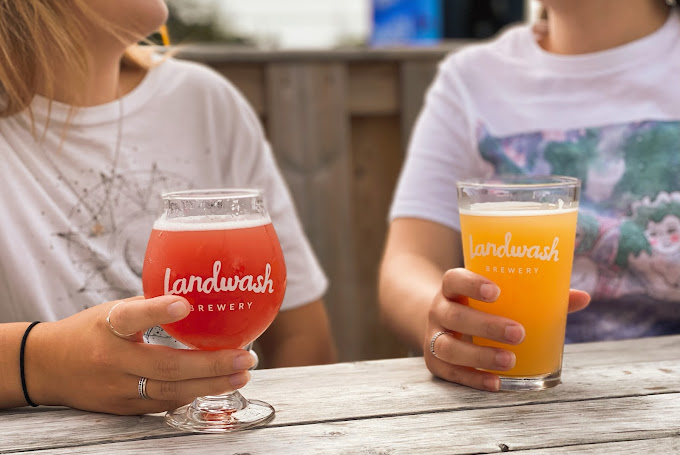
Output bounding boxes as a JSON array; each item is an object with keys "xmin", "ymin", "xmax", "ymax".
[{"xmin": 190, "ymin": 391, "xmax": 249, "ymax": 415}]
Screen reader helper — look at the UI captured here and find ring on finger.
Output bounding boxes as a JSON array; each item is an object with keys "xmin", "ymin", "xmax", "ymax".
[
  {"xmin": 106, "ymin": 301, "xmax": 137, "ymax": 338},
  {"xmin": 138, "ymin": 377, "xmax": 151, "ymax": 400},
  {"xmin": 430, "ymin": 331, "xmax": 451, "ymax": 359}
]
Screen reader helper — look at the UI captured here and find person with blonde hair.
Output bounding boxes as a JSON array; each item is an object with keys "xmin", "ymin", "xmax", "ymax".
[
  {"xmin": 0, "ymin": 0, "xmax": 336, "ymax": 414},
  {"xmin": 380, "ymin": 0, "xmax": 680, "ymax": 391}
]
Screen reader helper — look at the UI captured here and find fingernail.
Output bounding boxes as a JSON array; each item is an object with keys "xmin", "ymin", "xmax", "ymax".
[
  {"xmin": 484, "ymin": 376, "xmax": 500, "ymax": 392},
  {"xmin": 480, "ymin": 283, "xmax": 500, "ymax": 301},
  {"xmin": 504, "ymin": 325, "xmax": 525, "ymax": 344},
  {"xmin": 229, "ymin": 371, "xmax": 250, "ymax": 388},
  {"xmin": 495, "ymin": 351, "xmax": 516, "ymax": 369},
  {"xmin": 167, "ymin": 301, "xmax": 188, "ymax": 318},
  {"xmin": 233, "ymin": 352, "xmax": 256, "ymax": 371}
]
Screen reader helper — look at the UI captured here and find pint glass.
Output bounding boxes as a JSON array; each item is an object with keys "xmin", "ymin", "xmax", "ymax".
[
  {"xmin": 142, "ymin": 189, "xmax": 286, "ymax": 432},
  {"xmin": 456, "ymin": 176, "xmax": 580, "ymax": 390}
]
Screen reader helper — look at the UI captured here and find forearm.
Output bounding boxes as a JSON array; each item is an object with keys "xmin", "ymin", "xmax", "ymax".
[
  {"xmin": 0, "ymin": 323, "xmax": 33, "ymax": 409},
  {"xmin": 378, "ymin": 254, "xmax": 446, "ymax": 353},
  {"xmin": 257, "ymin": 299, "xmax": 338, "ymax": 368},
  {"xmin": 259, "ymin": 330, "xmax": 337, "ymax": 369}
]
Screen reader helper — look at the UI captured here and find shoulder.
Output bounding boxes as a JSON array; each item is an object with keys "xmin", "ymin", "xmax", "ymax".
[
  {"xmin": 147, "ymin": 58, "xmax": 250, "ymax": 111},
  {"xmin": 439, "ymin": 24, "xmax": 534, "ymax": 76},
  {"xmin": 153, "ymin": 58, "xmax": 225, "ymax": 85}
]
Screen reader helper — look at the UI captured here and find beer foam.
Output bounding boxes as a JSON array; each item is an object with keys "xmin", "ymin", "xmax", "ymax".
[
  {"xmin": 153, "ymin": 214, "xmax": 272, "ymax": 231},
  {"xmin": 459, "ymin": 201, "xmax": 578, "ymax": 217}
]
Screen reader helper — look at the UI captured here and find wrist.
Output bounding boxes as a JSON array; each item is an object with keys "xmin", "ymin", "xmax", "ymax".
[
  {"xmin": 24, "ymin": 321, "xmax": 61, "ymax": 406},
  {"xmin": 19, "ymin": 322, "xmax": 41, "ymax": 407}
]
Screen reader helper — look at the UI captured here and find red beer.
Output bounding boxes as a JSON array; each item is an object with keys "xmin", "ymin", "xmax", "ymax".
[{"xmin": 142, "ymin": 215, "xmax": 287, "ymax": 350}]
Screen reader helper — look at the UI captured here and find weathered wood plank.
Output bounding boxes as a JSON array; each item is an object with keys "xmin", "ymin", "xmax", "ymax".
[
  {"xmin": 399, "ymin": 60, "xmax": 439, "ymax": 153},
  {"xmin": 348, "ymin": 63, "xmax": 400, "ymax": 115},
  {"xmin": 2, "ymin": 342, "xmax": 678, "ymax": 453},
  {"xmin": 0, "ymin": 411, "xmax": 174, "ymax": 454},
  {"xmin": 265, "ymin": 63, "xmax": 359, "ymax": 362},
  {"xmin": 178, "ymin": 44, "xmax": 461, "ymax": 64},
  {"xmin": 4, "ymin": 334, "xmax": 677, "ymax": 419},
  {"xmin": 563, "ymin": 334, "xmax": 680, "ymax": 367},
  {"xmin": 14, "ymin": 394, "xmax": 680, "ymax": 455},
  {"xmin": 350, "ymin": 115, "xmax": 406, "ymax": 360},
  {"xmin": 211, "ymin": 63, "xmax": 266, "ymax": 115},
  {"xmin": 518, "ymin": 436, "xmax": 680, "ymax": 454},
  {"xmin": 399, "ymin": 60, "xmax": 439, "ymax": 152}
]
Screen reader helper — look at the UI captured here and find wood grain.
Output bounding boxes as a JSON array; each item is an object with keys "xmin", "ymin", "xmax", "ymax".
[
  {"xmin": 2, "ymin": 336, "xmax": 678, "ymax": 454},
  {"xmin": 350, "ymin": 115, "xmax": 407, "ymax": 360},
  {"xmin": 399, "ymin": 60, "xmax": 439, "ymax": 152},
  {"xmin": 266, "ymin": 63, "xmax": 360, "ymax": 362},
  {"xmin": 14, "ymin": 394, "xmax": 680, "ymax": 455},
  {"xmin": 348, "ymin": 63, "xmax": 400, "ymax": 115}
]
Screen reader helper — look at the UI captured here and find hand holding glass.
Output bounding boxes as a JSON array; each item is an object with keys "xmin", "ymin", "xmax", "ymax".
[
  {"xmin": 456, "ymin": 176, "xmax": 580, "ymax": 391},
  {"xmin": 142, "ymin": 189, "xmax": 286, "ymax": 432}
]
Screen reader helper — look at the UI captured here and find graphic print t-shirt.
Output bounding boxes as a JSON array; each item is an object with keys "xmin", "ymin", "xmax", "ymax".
[
  {"xmin": 390, "ymin": 9, "xmax": 680, "ymax": 342},
  {"xmin": 0, "ymin": 58, "xmax": 327, "ymax": 325}
]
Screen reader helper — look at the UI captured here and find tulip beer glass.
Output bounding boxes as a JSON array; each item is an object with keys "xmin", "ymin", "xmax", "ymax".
[
  {"xmin": 142, "ymin": 189, "xmax": 286, "ymax": 432},
  {"xmin": 457, "ymin": 176, "xmax": 580, "ymax": 390}
]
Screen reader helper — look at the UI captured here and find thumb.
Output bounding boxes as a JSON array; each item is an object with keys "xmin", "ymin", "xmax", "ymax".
[{"xmin": 106, "ymin": 295, "xmax": 191, "ymax": 338}]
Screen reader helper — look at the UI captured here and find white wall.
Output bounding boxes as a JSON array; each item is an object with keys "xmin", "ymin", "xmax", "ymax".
[
  {"xmin": 214, "ymin": 0, "xmax": 540, "ymax": 49},
  {"xmin": 218, "ymin": 0, "xmax": 371, "ymax": 48}
]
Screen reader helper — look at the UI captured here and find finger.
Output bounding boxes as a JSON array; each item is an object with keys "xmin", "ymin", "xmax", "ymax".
[
  {"xmin": 442, "ymin": 268, "xmax": 501, "ymax": 303},
  {"xmin": 127, "ymin": 345, "xmax": 256, "ymax": 381},
  {"xmin": 426, "ymin": 356, "xmax": 500, "ymax": 392},
  {"xmin": 142, "ymin": 371, "xmax": 251, "ymax": 403},
  {"xmin": 567, "ymin": 289, "xmax": 591, "ymax": 313},
  {"xmin": 108, "ymin": 295, "xmax": 191, "ymax": 337},
  {"xmin": 431, "ymin": 331, "xmax": 516, "ymax": 371},
  {"xmin": 434, "ymin": 298, "xmax": 525, "ymax": 345}
]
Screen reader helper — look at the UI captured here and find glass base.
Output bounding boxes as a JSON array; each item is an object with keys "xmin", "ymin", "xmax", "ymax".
[
  {"xmin": 499, "ymin": 370, "xmax": 561, "ymax": 391},
  {"xmin": 165, "ymin": 391, "xmax": 275, "ymax": 433}
]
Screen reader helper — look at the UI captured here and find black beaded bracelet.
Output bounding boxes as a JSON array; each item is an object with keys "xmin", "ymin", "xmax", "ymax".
[{"xmin": 20, "ymin": 321, "xmax": 41, "ymax": 407}]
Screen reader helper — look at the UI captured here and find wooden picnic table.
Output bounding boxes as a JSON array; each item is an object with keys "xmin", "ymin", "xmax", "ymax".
[{"xmin": 1, "ymin": 334, "xmax": 679, "ymax": 454}]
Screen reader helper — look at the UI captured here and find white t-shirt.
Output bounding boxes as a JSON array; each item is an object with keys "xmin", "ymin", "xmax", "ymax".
[
  {"xmin": 1, "ymin": 58, "xmax": 327, "ymax": 326},
  {"xmin": 391, "ymin": 10, "xmax": 680, "ymax": 341}
]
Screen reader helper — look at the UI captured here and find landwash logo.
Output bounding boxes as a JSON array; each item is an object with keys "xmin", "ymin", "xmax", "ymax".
[
  {"xmin": 469, "ymin": 233, "xmax": 560, "ymax": 262},
  {"xmin": 164, "ymin": 261, "xmax": 276, "ymax": 296}
]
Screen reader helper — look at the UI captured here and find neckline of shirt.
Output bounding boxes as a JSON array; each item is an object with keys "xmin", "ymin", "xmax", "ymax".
[
  {"xmin": 523, "ymin": 8, "xmax": 679, "ymax": 75},
  {"xmin": 29, "ymin": 58, "xmax": 169, "ymax": 127}
]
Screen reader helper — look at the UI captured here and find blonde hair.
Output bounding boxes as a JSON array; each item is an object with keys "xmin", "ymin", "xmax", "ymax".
[{"xmin": 0, "ymin": 0, "xmax": 152, "ymax": 119}]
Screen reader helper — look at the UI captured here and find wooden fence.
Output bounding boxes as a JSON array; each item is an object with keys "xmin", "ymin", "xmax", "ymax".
[{"xmin": 181, "ymin": 45, "xmax": 462, "ymax": 362}]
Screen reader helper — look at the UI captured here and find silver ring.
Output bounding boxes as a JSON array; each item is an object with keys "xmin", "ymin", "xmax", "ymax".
[
  {"xmin": 429, "ymin": 331, "xmax": 449, "ymax": 359},
  {"xmin": 138, "ymin": 377, "xmax": 151, "ymax": 400},
  {"xmin": 106, "ymin": 301, "xmax": 137, "ymax": 338}
]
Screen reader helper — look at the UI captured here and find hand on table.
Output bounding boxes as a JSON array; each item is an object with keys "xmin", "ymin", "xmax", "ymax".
[
  {"xmin": 423, "ymin": 268, "xmax": 591, "ymax": 391},
  {"xmin": 25, "ymin": 296, "xmax": 256, "ymax": 415}
]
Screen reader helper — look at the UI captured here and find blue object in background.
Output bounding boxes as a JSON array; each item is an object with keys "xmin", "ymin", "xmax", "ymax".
[{"xmin": 371, "ymin": 0, "xmax": 443, "ymax": 47}]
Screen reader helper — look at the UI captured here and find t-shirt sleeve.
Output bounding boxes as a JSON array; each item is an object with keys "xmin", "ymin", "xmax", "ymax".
[
  {"xmin": 389, "ymin": 55, "xmax": 489, "ymax": 232},
  {"xmin": 216, "ymin": 81, "xmax": 328, "ymax": 312}
]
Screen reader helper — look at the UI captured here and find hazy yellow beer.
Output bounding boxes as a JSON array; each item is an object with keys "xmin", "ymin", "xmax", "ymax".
[{"xmin": 457, "ymin": 176, "xmax": 580, "ymax": 390}]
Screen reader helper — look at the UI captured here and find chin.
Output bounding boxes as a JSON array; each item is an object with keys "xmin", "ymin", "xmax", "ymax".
[
  {"xmin": 138, "ymin": 0, "xmax": 170, "ymax": 36},
  {"xmin": 87, "ymin": 0, "xmax": 169, "ymax": 44},
  {"xmin": 127, "ymin": 0, "xmax": 170, "ymax": 41}
]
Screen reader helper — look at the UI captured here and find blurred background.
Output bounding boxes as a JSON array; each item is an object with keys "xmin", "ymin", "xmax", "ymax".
[
  {"xmin": 161, "ymin": 0, "xmax": 541, "ymax": 364},
  {"xmin": 158, "ymin": 0, "xmax": 540, "ymax": 48}
]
